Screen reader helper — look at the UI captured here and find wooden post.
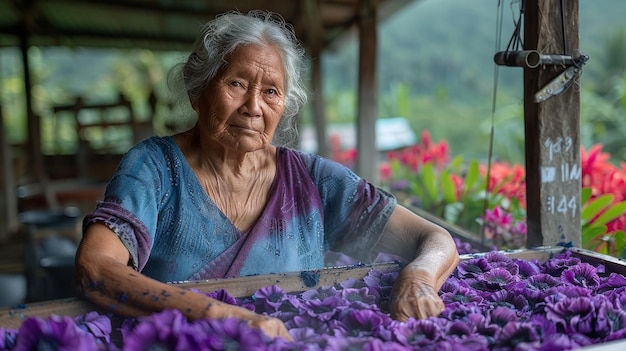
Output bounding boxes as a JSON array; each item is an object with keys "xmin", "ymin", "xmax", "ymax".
[
  {"xmin": 303, "ymin": 0, "xmax": 329, "ymax": 158},
  {"xmin": 19, "ymin": 30, "xmax": 43, "ymax": 187},
  {"xmin": 356, "ymin": 0, "xmax": 378, "ymax": 184},
  {"xmin": 524, "ymin": 0, "xmax": 581, "ymax": 248},
  {"xmin": 0, "ymin": 106, "xmax": 19, "ymax": 240}
]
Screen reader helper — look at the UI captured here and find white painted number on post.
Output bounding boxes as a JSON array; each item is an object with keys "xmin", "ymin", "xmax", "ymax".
[{"xmin": 546, "ymin": 195, "xmax": 577, "ymax": 218}]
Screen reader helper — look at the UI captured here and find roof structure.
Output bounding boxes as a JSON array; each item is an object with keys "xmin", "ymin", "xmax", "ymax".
[
  {"xmin": 0, "ymin": 0, "xmax": 417, "ymax": 238},
  {"xmin": 0, "ymin": 0, "xmax": 413, "ymax": 51}
]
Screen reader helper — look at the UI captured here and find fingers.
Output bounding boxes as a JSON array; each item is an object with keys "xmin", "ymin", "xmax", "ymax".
[
  {"xmin": 248, "ymin": 315, "xmax": 293, "ymax": 341},
  {"xmin": 390, "ymin": 276, "xmax": 445, "ymax": 321},
  {"xmin": 391, "ymin": 294, "xmax": 443, "ymax": 320}
]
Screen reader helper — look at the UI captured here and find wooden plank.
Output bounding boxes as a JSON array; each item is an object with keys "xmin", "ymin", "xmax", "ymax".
[
  {"xmin": 524, "ymin": 0, "xmax": 581, "ymax": 248},
  {"xmin": 459, "ymin": 245, "xmax": 564, "ymax": 263},
  {"xmin": 0, "ymin": 262, "xmax": 399, "ymax": 329},
  {"xmin": 569, "ymin": 246, "xmax": 626, "ymax": 276},
  {"xmin": 355, "ymin": 0, "xmax": 379, "ymax": 184}
]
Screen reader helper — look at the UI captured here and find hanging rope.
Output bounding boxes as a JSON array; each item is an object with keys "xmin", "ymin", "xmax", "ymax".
[
  {"xmin": 480, "ymin": 0, "xmax": 524, "ymax": 245},
  {"xmin": 560, "ymin": 0, "xmax": 568, "ymax": 55}
]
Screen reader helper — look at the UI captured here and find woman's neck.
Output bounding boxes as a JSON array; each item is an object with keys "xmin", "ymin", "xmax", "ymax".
[
  {"xmin": 173, "ymin": 125, "xmax": 277, "ymax": 232},
  {"xmin": 177, "ymin": 125, "xmax": 274, "ymax": 178}
]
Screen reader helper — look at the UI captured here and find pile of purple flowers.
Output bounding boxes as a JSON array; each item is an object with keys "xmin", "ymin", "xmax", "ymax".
[{"xmin": 3, "ymin": 245, "xmax": 626, "ymax": 350}]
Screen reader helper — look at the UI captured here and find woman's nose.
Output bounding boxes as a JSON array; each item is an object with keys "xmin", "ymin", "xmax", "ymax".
[{"xmin": 240, "ymin": 92, "xmax": 262, "ymax": 117}]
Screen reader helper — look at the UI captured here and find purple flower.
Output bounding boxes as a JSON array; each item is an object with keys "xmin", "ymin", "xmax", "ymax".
[
  {"xmin": 537, "ymin": 333, "xmax": 585, "ymax": 351},
  {"xmin": 494, "ymin": 321, "xmax": 541, "ymax": 350},
  {"xmin": 599, "ymin": 273, "xmax": 626, "ymax": 293},
  {"xmin": 440, "ymin": 284, "xmax": 483, "ymax": 304},
  {"xmin": 287, "ymin": 327, "xmax": 325, "ymax": 346},
  {"xmin": 7, "ymin": 248, "xmax": 626, "ymax": 350},
  {"xmin": 325, "ymin": 336, "xmax": 403, "ymax": 351},
  {"xmin": 0, "ymin": 327, "xmax": 17, "ymax": 351},
  {"xmin": 363, "ymin": 269, "xmax": 398, "ymax": 290},
  {"xmin": 560, "ymin": 263, "xmax": 600, "ymax": 288},
  {"xmin": 300, "ymin": 296, "xmax": 345, "ymax": 321},
  {"xmin": 484, "ymin": 251, "xmax": 514, "ymax": 265},
  {"xmin": 545, "ymin": 296, "xmax": 595, "ymax": 334},
  {"xmin": 606, "ymin": 287, "xmax": 626, "ymax": 311},
  {"xmin": 195, "ymin": 317, "xmax": 270, "ymax": 351},
  {"xmin": 478, "ymin": 267, "xmax": 518, "ymax": 290},
  {"xmin": 284, "ymin": 315, "xmax": 331, "ymax": 336},
  {"xmin": 544, "ymin": 251, "xmax": 581, "ymax": 276},
  {"xmin": 605, "ymin": 327, "xmax": 626, "ymax": 342},
  {"xmin": 512, "ymin": 273, "xmax": 561, "ymax": 301},
  {"xmin": 522, "ymin": 314, "xmax": 559, "ymax": 347},
  {"xmin": 299, "ymin": 285, "xmax": 338, "ymax": 301},
  {"xmin": 331, "ymin": 309, "xmax": 384, "ymax": 338},
  {"xmin": 363, "ymin": 269, "xmax": 398, "ymax": 301},
  {"xmin": 390, "ymin": 318, "xmax": 442, "ymax": 346},
  {"xmin": 515, "ymin": 259, "xmax": 543, "ymax": 279},
  {"xmin": 206, "ymin": 288, "xmax": 238, "ymax": 305},
  {"xmin": 440, "ymin": 302, "xmax": 484, "ymax": 321},
  {"xmin": 440, "ymin": 276, "xmax": 461, "ymax": 292},
  {"xmin": 254, "ymin": 285, "xmax": 289, "ymax": 313},
  {"xmin": 456, "ymin": 258, "xmax": 491, "ymax": 278},
  {"xmin": 484, "ymin": 290, "xmax": 529, "ymax": 314},
  {"xmin": 465, "ymin": 313, "xmax": 499, "ymax": 338},
  {"xmin": 13, "ymin": 315, "xmax": 98, "ymax": 351},
  {"xmin": 74, "ymin": 311, "xmax": 112, "ymax": 344},
  {"xmin": 122, "ymin": 309, "xmax": 201, "ymax": 351},
  {"xmin": 339, "ymin": 287, "xmax": 378, "ymax": 309},
  {"xmin": 449, "ymin": 334, "xmax": 491, "ymax": 351},
  {"xmin": 489, "ymin": 306, "xmax": 519, "ymax": 328},
  {"xmin": 270, "ymin": 294, "xmax": 302, "ymax": 322},
  {"xmin": 454, "ymin": 238, "xmax": 478, "ymax": 255},
  {"xmin": 339, "ymin": 277, "xmax": 368, "ymax": 289},
  {"xmin": 595, "ymin": 296, "xmax": 626, "ymax": 335},
  {"xmin": 445, "ymin": 320, "xmax": 475, "ymax": 337},
  {"xmin": 544, "ymin": 285, "xmax": 592, "ymax": 306}
]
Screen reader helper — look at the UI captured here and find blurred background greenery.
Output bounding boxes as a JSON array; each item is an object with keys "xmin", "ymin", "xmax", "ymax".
[{"xmin": 1, "ymin": 0, "xmax": 624, "ymax": 165}]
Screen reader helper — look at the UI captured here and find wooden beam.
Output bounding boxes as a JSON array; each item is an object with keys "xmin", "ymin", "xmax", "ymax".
[
  {"xmin": 524, "ymin": 0, "xmax": 581, "ymax": 248},
  {"xmin": 355, "ymin": 0, "xmax": 378, "ymax": 184},
  {"xmin": 303, "ymin": 0, "xmax": 330, "ymax": 158}
]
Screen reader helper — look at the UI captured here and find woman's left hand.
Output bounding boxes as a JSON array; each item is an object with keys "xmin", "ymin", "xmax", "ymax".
[{"xmin": 389, "ymin": 267, "xmax": 445, "ymax": 321}]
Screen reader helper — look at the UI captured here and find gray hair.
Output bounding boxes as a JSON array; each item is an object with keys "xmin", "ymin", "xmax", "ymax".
[{"xmin": 178, "ymin": 10, "xmax": 309, "ymax": 145}]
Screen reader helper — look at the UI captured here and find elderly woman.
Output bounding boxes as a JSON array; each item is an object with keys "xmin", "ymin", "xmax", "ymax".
[{"xmin": 74, "ymin": 10, "xmax": 459, "ymax": 340}]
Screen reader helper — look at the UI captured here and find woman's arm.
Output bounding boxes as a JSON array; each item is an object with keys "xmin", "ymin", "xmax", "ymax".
[
  {"xmin": 374, "ymin": 205, "xmax": 460, "ymax": 320},
  {"xmin": 74, "ymin": 223, "xmax": 292, "ymax": 340}
]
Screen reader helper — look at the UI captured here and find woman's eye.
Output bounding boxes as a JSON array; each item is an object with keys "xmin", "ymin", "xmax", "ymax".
[
  {"xmin": 266, "ymin": 88, "xmax": 276, "ymax": 95},
  {"xmin": 230, "ymin": 81, "xmax": 243, "ymax": 87}
]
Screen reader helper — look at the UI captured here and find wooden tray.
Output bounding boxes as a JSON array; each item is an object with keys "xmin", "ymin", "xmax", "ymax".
[{"xmin": 2, "ymin": 246, "xmax": 626, "ymax": 350}]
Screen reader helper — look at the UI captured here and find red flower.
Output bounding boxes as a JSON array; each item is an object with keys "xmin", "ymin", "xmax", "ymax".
[{"xmin": 581, "ymin": 144, "xmax": 626, "ymax": 233}]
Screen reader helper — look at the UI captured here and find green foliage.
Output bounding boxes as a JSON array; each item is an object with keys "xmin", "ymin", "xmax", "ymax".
[
  {"xmin": 395, "ymin": 155, "xmax": 518, "ymax": 236},
  {"xmin": 581, "ymin": 188, "xmax": 626, "ymax": 258}
]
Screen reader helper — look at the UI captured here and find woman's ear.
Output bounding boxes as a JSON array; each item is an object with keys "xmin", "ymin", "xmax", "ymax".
[{"xmin": 190, "ymin": 97, "xmax": 199, "ymax": 113}]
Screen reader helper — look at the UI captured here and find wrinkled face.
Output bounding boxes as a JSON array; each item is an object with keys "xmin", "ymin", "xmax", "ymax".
[{"xmin": 194, "ymin": 44, "xmax": 286, "ymax": 153}]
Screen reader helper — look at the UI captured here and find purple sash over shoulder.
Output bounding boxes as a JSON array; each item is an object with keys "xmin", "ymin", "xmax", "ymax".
[{"xmin": 189, "ymin": 147, "xmax": 322, "ymax": 280}]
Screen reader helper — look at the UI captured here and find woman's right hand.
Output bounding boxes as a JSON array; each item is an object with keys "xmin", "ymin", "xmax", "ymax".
[
  {"xmin": 222, "ymin": 305, "xmax": 292, "ymax": 341},
  {"xmin": 247, "ymin": 313, "xmax": 293, "ymax": 341}
]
